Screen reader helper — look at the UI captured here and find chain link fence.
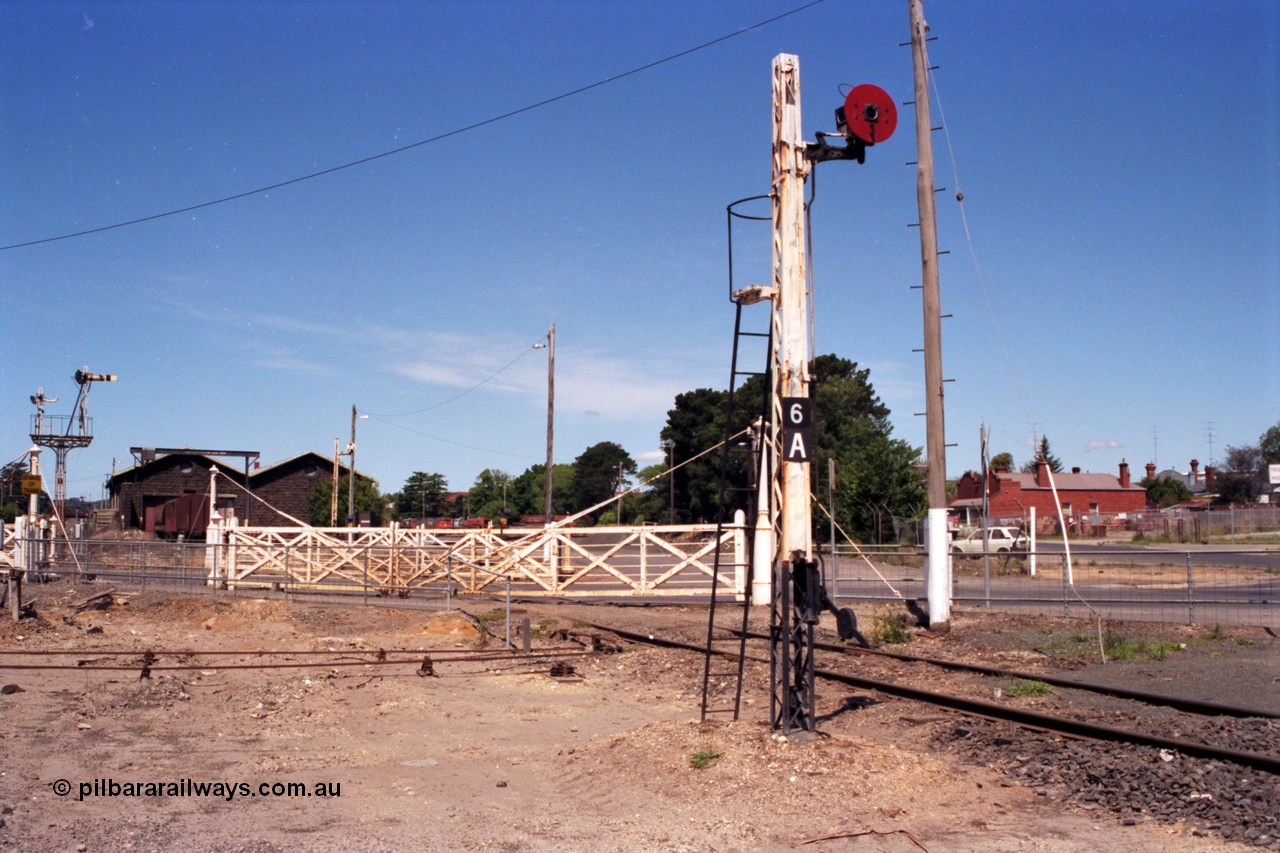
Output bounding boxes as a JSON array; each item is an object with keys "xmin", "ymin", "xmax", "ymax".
[{"xmin": 825, "ymin": 544, "xmax": 1279, "ymax": 628}]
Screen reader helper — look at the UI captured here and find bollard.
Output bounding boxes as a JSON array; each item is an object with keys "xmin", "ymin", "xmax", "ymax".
[
  {"xmin": 522, "ymin": 617, "xmax": 532, "ymax": 653},
  {"xmin": 1061, "ymin": 554, "xmax": 1070, "ymax": 619},
  {"xmin": 1186, "ymin": 552, "xmax": 1195, "ymax": 625}
]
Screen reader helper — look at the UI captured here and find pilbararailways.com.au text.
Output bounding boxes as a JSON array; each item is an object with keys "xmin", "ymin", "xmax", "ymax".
[{"xmin": 52, "ymin": 778, "xmax": 341, "ymax": 802}]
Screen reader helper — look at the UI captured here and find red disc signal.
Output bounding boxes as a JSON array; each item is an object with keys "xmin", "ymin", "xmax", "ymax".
[{"xmin": 843, "ymin": 84, "xmax": 897, "ymax": 145}]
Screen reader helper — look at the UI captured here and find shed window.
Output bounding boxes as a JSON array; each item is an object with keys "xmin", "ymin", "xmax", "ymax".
[
  {"xmin": 304, "ymin": 464, "xmax": 318, "ymax": 478},
  {"xmin": 179, "ymin": 462, "xmax": 194, "ymax": 475}
]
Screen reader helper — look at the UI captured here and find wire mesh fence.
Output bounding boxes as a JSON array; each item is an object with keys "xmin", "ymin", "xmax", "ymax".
[
  {"xmin": 8, "ymin": 533, "xmax": 1277, "ymax": 630},
  {"xmin": 13, "ymin": 537, "xmax": 460, "ymax": 612},
  {"xmin": 826, "ymin": 544, "xmax": 1279, "ymax": 628}
]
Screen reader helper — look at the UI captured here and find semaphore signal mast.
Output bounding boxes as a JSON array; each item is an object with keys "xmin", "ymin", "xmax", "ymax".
[{"xmin": 30, "ymin": 367, "xmax": 116, "ymax": 522}]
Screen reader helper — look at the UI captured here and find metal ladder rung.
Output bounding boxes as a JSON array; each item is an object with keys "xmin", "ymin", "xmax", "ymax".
[{"xmin": 700, "ymin": 299, "xmax": 770, "ymax": 725}]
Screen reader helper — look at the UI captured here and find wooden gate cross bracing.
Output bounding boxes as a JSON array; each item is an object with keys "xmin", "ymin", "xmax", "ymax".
[{"xmin": 205, "ymin": 522, "xmax": 747, "ymax": 598}]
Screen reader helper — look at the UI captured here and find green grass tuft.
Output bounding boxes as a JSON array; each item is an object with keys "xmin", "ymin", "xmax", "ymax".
[
  {"xmin": 1004, "ymin": 680, "xmax": 1053, "ymax": 698},
  {"xmin": 689, "ymin": 747, "xmax": 721, "ymax": 770}
]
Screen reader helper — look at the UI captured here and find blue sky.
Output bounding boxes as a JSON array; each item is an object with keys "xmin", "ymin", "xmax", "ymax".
[{"xmin": 3, "ymin": 1, "xmax": 1277, "ymax": 501}]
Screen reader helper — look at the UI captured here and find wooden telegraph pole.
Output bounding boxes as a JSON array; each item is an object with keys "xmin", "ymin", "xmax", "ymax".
[
  {"xmin": 909, "ymin": 0, "xmax": 950, "ymax": 630},
  {"xmin": 542, "ymin": 324, "xmax": 555, "ymax": 525}
]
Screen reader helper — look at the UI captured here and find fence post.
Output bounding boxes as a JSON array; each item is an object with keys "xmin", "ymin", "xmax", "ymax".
[
  {"xmin": 446, "ymin": 555, "xmax": 453, "ymax": 611},
  {"xmin": 282, "ymin": 544, "xmax": 290, "ymax": 599},
  {"xmin": 1186, "ymin": 552, "xmax": 1195, "ymax": 625},
  {"xmin": 362, "ymin": 546, "xmax": 368, "ymax": 607},
  {"xmin": 141, "ymin": 541, "xmax": 147, "ymax": 591},
  {"xmin": 505, "ymin": 577, "xmax": 512, "ymax": 649},
  {"xmin": 640, "ymin": 528, "xmax": 648, "ymax": 593}
]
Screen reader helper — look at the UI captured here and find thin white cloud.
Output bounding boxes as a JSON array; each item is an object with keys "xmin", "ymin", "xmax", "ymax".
[
  {"xmin": 247, "ymin": 347, "xmax": 342, "ymax": 378},
  {"xmin": 1085, "ymin": 440, "xmax": 1122, "ymax": 451}
]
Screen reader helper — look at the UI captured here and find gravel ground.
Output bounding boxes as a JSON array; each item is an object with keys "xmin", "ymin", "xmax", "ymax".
[{"xmin": 0, "ymin": 583, "xmax": 1275, "ymax": 851}]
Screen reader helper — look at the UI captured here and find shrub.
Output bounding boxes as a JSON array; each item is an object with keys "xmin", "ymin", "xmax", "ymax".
[{"xmin": 870, "ymin": 605, "xmax": 911, "ymax": 646}]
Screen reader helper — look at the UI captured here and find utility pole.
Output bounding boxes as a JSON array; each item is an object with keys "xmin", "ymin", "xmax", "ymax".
[
  {"xmin": 536, "ymin": 324, "xmax": 556, "ymax": 525},
  {"xmin": 330, "ymin": 438, "xmax": 340, "ymax": 526},
  {"xmin": 347, "ymin": 406, "xmax": 357, "ymax": 526},
  {"xmin": 909, "ymin": 0, "xmax": 950, "ymax": 631}
]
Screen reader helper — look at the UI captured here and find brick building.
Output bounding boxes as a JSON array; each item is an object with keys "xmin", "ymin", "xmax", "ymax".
[
  {"xmin": 108, "ymin": 449, "xmax": 365, "ymax": 534},
  {"xmin": 951, "ymin": 460, "xmax": 1148, "ymax": 529},
  {"xmin": 247, "ymin": 451, "xmax": 354, "ymax": 527}
]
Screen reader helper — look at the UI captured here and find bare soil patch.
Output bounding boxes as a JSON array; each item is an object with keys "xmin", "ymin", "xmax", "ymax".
[{"xmin": 0, "ymin": 584, "xmax": 1269, "ymax": 851}]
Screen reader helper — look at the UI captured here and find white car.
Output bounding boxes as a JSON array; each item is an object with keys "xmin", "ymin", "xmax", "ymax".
[{"xmin": 951, "ymin": 526, "xmax": 1028, "ymax": 556}]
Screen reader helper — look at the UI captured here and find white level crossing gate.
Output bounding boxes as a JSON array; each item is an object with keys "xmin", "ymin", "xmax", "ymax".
[{"xmin": 204, "ymin": 519, "xmax": 748, "ymax": 599}]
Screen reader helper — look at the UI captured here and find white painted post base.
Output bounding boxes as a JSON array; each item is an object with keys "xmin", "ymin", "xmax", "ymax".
[{"xmin": 925, "ymin": 507, "xmax": 950, "ymax": 628}]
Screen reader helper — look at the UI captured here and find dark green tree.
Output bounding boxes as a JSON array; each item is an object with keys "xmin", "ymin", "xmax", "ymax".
[
  {"xmin": 508, "ymin": 463, "xmax": 576, "ymax": 519},
  {"xmin": 308, "ymin": 474, "xmax": 383, "ymax": 526},
  {"xmin": 394, "ymin": 471, "xmax": 450, "ymax": 519},
  {"xmin": 625, "ymin": 462, "xmax": 672, "ymax": 524},
  {"xmin": 1139, "ymin": 475, "xmax": 1192, "ymax": 508},
  {"xmin": 660, "ymin": 387, "xmax": 736, "ymax": 524},
  {"xmin": 989, "ymin": 451, "xmax": 1014, "ymax": 472},
  {"xmin": 468, "ymin": 469, "xmax": 512, "ymax": 521},
  {"xmin": 658, "ymin": 354, "xmax": 924, "ymax": 541},
  {"xmin": 832, "ymin": 433, "xmax": 925, "ymax": 544},
  {"xmin": 1260, "ymin": 422, "xmax": 1280, "ymax": 465},
  {"xmin": 570, "ymin": 442, "xmax": 637, "ymax": 522},
  {"xmin": 1, "ymin": 460, "xmax": 31, "ymax": 523},
  {"xmin": 1021, "ymin": 436, "xmax": 1063, "ymax": 473},
  {"xmin": 1214, "ymin": 444, "xmax": 1267, "ymax": 505}
]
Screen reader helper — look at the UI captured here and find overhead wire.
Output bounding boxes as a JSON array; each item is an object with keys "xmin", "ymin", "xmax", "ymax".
[
  {"xmin": 359, "ymin": 413, "xmax": 541, "ymax": 461},
  {"xmin": 362, "ymin": 338, "xmax": 543, "ymax": 418},
  {"xmin": 928, "ymin": 69, "xmax": 1035, "ymax": 433},
  {"xmin": 1, "ymin": 0, "xmax": 829, "ymax": 253},
  {"xmin": 930, "ymin": 67, "xmax": 1101, "ymax": 640}
]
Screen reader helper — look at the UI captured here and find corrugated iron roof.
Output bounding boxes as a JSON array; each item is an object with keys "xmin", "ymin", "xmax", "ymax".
[{"xmin": 996, "ymin": 471, "xmax": 1144, "ymax": 491}]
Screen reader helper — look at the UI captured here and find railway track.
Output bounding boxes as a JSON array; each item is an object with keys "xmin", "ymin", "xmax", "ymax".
[{"xmin": 583, "ymin": 619, "xmax": 1280, "ymax": 776}]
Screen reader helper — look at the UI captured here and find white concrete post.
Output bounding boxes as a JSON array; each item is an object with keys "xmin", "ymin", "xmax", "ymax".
[
  {"xmin": 926, "ymin": 508, "xmax": 950, "ymax": 624},
  {"xmin": 733, "ymin": 509, "xmax": 747, "ymax": 596},
  {"xmin": 1028, "ymin": 506, "xmax": 1037, "ymax": 577}
]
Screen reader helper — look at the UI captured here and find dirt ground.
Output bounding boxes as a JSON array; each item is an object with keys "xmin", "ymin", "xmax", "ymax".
[{"xmin": 0, "ymin": 584, "xmax": 1272, "ymax": 852}]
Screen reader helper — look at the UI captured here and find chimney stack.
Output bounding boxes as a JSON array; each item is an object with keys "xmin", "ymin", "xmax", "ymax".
[
  {"xmin": 1145, "ymin": 462, "xmax": 1157, "ymax": 481},
  {"xmin": 1035, "ymin": 459, "xmax": 1050, "ymax": 488},
  {"xmin": 1119, "ymin": 459, "xmax": 1130, "ymax": 488},
  {"xmin": 1071, "ymin": 466, "xmax": 1081, "ymax": 474},
  {"xmin": 1191, "ymin": 459, "xmax": 1200, "ymax": 484},
  {"xmin": 1205, "ymin": 466, "xmax": 1216, "ymax": 492}
]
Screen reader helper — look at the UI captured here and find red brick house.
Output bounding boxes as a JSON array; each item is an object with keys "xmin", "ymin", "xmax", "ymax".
[{"xmin": 951, "ymin": 460, "xmax": 1148, "ymax": 529}]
